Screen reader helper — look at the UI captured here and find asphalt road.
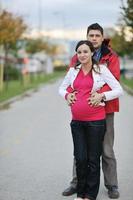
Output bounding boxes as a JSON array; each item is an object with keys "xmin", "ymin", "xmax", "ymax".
[{"xmin": 0, "ymin": 79, "xmax": 133, "ymax": 200}]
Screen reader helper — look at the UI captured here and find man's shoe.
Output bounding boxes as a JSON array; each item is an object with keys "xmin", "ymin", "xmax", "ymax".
[
  {"xmin": 108, "ymin": 186, "xmax": 120, "ymax": 199},
  {"xmin": 62, "ymin": 186, "xmax": 77, "ymax": 196}
]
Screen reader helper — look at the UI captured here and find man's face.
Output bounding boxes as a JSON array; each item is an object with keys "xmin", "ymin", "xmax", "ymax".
[{"xmin": 87, "ymin": 30, "xmax": 104, "ymax": 49}]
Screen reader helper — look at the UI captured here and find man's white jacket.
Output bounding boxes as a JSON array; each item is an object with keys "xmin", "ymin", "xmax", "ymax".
[{"xmin": 59, "ymin": 64, "xmax": 123, "ymax": 102}]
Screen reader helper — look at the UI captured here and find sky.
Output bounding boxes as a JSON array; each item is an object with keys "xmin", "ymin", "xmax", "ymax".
[{"xmin": 1, "ymin": 0, "xmax": 127, "ymax": 30}]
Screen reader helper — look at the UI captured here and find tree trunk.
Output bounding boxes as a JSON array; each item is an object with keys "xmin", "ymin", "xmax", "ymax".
[{"xmin": 4, "ymin": 43, "xmax": 10, "ymax": 89}]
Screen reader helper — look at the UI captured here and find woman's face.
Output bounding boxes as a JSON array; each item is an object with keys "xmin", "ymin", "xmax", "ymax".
[{"xmin": 77, "ymin": 44, "xmax": 92, "ymax": 64}]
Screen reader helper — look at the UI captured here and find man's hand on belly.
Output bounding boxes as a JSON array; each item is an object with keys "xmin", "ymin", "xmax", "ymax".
[{"xmin": 88, "ymin": 91, "xmax": 104, "ymax": 106}]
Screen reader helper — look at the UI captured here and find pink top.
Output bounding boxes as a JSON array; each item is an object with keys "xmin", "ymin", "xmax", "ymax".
[{"xmin": 71, "ymin": 69, "xmax": 105, "ymax": 121}]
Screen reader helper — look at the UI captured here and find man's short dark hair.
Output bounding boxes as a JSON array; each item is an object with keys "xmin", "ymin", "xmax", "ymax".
[{"xmin": 87, "ymin": 23, "xmax": 104, "ymax": 35}]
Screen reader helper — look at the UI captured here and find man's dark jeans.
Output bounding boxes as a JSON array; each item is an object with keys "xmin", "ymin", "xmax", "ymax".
[{"xmin": 70, "ymin": 119, "xmax": 106, "ymax": 200}]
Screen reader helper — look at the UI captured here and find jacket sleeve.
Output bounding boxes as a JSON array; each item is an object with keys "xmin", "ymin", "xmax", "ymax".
[
  {"xmin": 58, "ymin": 69, "xmax": 72, "ymax": 99},
  {"xmin": 100, "ymin": 65, "xmax": 123, "ymax": 101},
  {"xmin": 100, "ymin": 53, "xmax": 120, "ymax": 93}
]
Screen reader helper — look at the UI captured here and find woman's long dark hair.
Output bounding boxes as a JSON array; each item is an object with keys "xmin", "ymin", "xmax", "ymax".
[{"xmin": 74, "ymin": 40, "xmax": 100, "ymax": 73}]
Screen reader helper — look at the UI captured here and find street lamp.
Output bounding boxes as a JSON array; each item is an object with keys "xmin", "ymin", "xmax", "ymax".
[{"xmin": 38, "ymin": 0, "xmax": 42, "ymax": 32}]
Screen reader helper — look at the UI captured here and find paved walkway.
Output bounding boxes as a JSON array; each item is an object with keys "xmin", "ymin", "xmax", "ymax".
[{"xmin": 0, "ymin": 79, "xmax": 133, "ymax": 200}]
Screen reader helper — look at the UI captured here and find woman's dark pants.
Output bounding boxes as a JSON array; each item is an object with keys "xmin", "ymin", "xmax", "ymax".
[{"xmin": 70, "ymin": 119, "xmax": 106, "ymax": 200}]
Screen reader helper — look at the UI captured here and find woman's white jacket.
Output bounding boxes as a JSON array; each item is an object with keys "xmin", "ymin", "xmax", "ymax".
[{"xmin": 59, "ymin": 64, "xmax": 123, "ymax": 102}]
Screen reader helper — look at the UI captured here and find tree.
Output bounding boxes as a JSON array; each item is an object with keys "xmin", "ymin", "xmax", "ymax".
[
  {"xmin": 118, "ymin": 0, "xmax": 133, "ymax": 56},
  {"xmin": 25, "ymin": 38, "xmax": 48, "ymax": 54},
  {"xmin": 121, "ymin": 0, "xmax": 133, "ymax": 32},
  {"xmin": 0, "ymin": 10, "xmax": 27, "ymax": 89},
  {"xmin": 25, "ymin": 38, "xmax": 58, "ymax": 57},
  {"xmin": 0, "ymin": 10, "xmax": 27, "ymax": 65},
  {"xmin": 111, "ymin": 28, "xmax": 127, "ymax": 57}
]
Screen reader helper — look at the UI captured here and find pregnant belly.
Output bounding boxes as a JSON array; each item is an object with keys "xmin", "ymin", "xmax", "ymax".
[{"xmin": 71, "ymin": 99, "xmax": 105, "ymax": 121}]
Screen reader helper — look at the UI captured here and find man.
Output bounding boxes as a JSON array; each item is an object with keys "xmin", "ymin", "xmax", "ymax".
[{"xmin": 62, "ymin": 23, "xmax": 120, "ymax": 199}]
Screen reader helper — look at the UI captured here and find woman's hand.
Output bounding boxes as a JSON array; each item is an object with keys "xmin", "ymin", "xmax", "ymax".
[{"xmin": 66, "ymin": 91, "xmax": 77, "ymax": 105}]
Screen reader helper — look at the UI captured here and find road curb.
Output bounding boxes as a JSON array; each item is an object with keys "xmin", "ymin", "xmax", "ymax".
[
  {"xmin": 0, "ymin": 78, "xmax": 58, "ymax": 110},
  {"xmin": 0, "ymin": 88, "xmax": 38, "ymax": 110}
]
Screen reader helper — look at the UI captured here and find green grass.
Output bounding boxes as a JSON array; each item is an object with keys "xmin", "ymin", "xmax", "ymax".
[
  {"xmin": 121, "ymin": 76, "xmax": 133, "ymax": 89},
  {"xmin": 0, "ymin": 70, "xmax": 65, "ymax": 103}
]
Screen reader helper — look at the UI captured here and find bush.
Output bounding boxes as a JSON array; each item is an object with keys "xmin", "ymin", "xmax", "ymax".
[
  {"xmin": 4, "ymin": 65, "xmax": 21, "ymax": 81},
  {"xmin": 54, "ymin": 65, "xmax": 67, "ymax": 72}
]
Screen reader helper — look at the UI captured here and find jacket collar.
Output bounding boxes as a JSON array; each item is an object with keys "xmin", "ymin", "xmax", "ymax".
[
  {"xmin": 101, "ymin": 43, "xmax": 110, "ymax": 57},
  {"xmin": 74, "ymin": 64, "xmax": 99, "ymax": 72}
]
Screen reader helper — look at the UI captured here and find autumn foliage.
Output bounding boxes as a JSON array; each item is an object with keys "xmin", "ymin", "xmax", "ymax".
[{"xmin": 0, "ymin": 10, "xmax": 27, "ymax": 46}]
